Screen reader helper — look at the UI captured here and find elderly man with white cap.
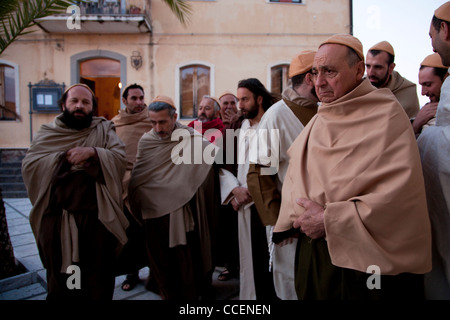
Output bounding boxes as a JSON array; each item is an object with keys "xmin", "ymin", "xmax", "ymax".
[
  {"xmin": 418, "ymin": 1, "xmax": 450, "ymax": 300},
  {"xmin": 274, "ymin": 34, "xmax": 432, "ymax": 300},
  {"xmin": 246, "ymin": 50, "xmax": 318, "ymax": 300}
]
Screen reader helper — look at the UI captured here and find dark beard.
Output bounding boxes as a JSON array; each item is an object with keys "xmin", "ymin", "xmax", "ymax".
[
  {"xmin": 370, "ymin": 72, "xmax": 390, "ymax": 88},
  {"xmin": 61, "ymin": 109, "xmax": 93, "ymax": 130},
  {"xmin": 242, "ymin": 102, "xmax": 259, "ymax": 119}
]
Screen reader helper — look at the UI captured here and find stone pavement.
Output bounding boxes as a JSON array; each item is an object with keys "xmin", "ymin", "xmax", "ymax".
[{"xmin": 0, "ymin": 198, "xmax": 239, "ymax": 300}]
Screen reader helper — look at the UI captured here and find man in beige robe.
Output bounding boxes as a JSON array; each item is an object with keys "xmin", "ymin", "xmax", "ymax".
[
  {"xmin": 22, "ymin": 84, "xmax": 128, "ymax": 300},
  {"xmin": 366, "ymin": 41, "xmax": 420, "ymax": 119},
  {"xmin": 111, "ymin": 83, "xmax": 152, "ymax": 290},
  {"xmin": 246, "ymin": 50, "xmax": 318, "ymax": 300},
  {"xmin": 419, "ymin": 1, "xmax": 450, "ymax": 299},
  {"xmin": 128, "ymin": 96, "xmax": 218, "ymax": 300},
  {"xmin": 275, "ymin": 34, "xmax": 432, "ymax": 300}
]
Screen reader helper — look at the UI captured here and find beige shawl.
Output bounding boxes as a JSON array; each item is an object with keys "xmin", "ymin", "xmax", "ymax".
[
  {"xmin": 385, "ymin": 71, "xmax": 420, "ymax": 118},
  {"xmin": 112, "ymin": 109, "xmax": 152, "ymax": 208},
  {"xmin": 128, "ymin": 122, "xmax": 215, "ymax": 251},
  {"xmin": 112, "ymin": 109, "xmax": 153, "ymax": 171},
  {"xmin": 128, "ymin": 122, "xmax": 214, "ymax": 220},
  {"xmin": 275, "ymin": 78, "xmax": 432, "ymax": 275},
  {"xmin": 22, "ymin": 115, "xmax": 129, "ymax": 271}
]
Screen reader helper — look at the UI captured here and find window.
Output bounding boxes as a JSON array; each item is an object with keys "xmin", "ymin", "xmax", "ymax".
[
  {"xmin": 179, "ymin": 65, "xmax": 211, "ymax": 119},
  {"xmin": 0, "ymin": 64, "xmax": 18, "ymax": 121},
  {"xmin": 269, "ymin": 0, "xmax": 302, "ymax": 3},
  {"xmin": 269, "ymin": 0, "xmax": 303, "ymax": 3},
  {"xmin": 270, "ymin": 64, "xmax": 290, "ymax": 98}
]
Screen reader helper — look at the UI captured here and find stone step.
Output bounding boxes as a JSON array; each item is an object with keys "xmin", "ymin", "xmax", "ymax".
[
  {"xmin": 0, "ymin": 173, "xmax": 24, "ymax": 182},
  {"xmin": 0, "ymin": 282, "xmax": 46, "ymax": 300},
  {"xmin": 0, "ymin": 182, "xmax": 27, "ymax": 192},
  {"xmin": 0, "ymin": 161, "xmax": 22, "ymax": 167},
  {"xmin": 1, "ymin": 190, "xmax": 28, "ymax": 198}
]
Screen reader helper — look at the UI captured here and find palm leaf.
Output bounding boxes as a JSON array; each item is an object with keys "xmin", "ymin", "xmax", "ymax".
[
  {"xmin": 162, "ymin": 0, "xmax": 192, "ymax": 26},
  {"xmin": 0, "ymin": 0, "xmax": 77, "ymax": 55}
]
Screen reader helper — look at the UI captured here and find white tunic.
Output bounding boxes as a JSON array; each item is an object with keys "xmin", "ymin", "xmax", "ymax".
[
  {"xmin": 219, "ymin": 119, "xmax": 258, "ymax": 300},
  {"xmin": 417, "ymin": 74, "xmax": 450, "ymax": 299},
  {"xmin": 255, "ymin": 99, "xmax": 305, "ymax": 300}
]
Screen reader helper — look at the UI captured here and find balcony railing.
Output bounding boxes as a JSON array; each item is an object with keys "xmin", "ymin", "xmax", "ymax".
[
  {"xmin": 35, "ymin": 0, "xmax": 150, "ymax": 34},
  {"xmin": 79, "ymin": 0, "xmax": 128, "ymax": 15}
]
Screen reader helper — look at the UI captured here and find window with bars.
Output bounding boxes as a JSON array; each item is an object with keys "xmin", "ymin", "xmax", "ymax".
[
  {"xmin": 270, "ymin": 64, "xmax": 290, "ymax": 98},
  {"xmin": 0, "ymin": 64, "xmax": 17, "ymax": 121},
  {"xmin": 269, "ymin": 0, "xmax": 303, "ymax": 3},
  {"xmin": 179, "ymin": 65, "xmax": 211, "ymax": 119}
]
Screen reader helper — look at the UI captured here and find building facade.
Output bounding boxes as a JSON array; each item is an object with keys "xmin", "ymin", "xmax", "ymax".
[{"xmin": 0, "ymin": 0, "xmax": 351, "ymax": 148}]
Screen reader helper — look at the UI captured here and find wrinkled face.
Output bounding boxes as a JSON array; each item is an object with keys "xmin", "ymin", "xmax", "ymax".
[
  {"xmin": 198, "ymin": 97, "xmax": 218, "ymax": 122},
  {"xmin": 149, "ymin": 109, "xmax": 177, "ymax": 140},
  {"xmin": 123, "ymin": 88, "xmax": 145, "ymax": 114},
  {"xmin": 419, "ymin": 66, "xmax": 444, "ymax": 103},
  {"xmin": 365, "ymin": 51, "xmax": 393, "ymax": 88},
  {"xmin": 312, "ymin": 44, "xmax": 365, "ymax": 103},
  {"xmin": 237, "ymin": 87, "xmax": 259, "ymax": 119},
  {"xmin": 219, "ymin": 94, "xmax": 238, "ymax": 114}
]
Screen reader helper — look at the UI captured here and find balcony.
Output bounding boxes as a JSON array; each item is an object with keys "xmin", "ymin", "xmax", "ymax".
[{"xmin": 35, "ymin": 0, "xmax": 151, "ymax": 34}]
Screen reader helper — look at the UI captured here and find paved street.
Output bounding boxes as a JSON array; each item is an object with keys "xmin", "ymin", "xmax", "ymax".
[{"xmin": 0, "ymin": 198, "xmax": 239, "ymax": 300}]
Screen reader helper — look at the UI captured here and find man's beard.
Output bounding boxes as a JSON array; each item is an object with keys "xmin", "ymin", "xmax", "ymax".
[
  {"xmin": 369, "ymin": 72, "xmax": 390, "ymax": 88},
  {"xmin": 61, "ymin": 109, "xmax": 94, "ymax": 130},
  {"xmin": 242, "ymin": 102, "xmax": 259, "ymax": 119},
  {"xmin": 198, "ymin": 113, "xmax": 214, "ymax": 122}
]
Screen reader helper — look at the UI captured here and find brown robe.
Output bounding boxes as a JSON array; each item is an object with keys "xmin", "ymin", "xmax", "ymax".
[
  {"xmin": 385, "ymin": 70, "xmax": 420, "ymax": 119},
  {"xmin": 22, "ymin": 115, "xmax": 128, "ymax": 299},
  {"xmin": 112, "ymin": 108, "xmax": 152, "ymax": 208},
  {"xmin": 128, "ymin": 122, "xmax": 218, "ymax": 299},
  {"xmin": 111, "ymin": 108, "xmax": 153, "ymax": 275}
]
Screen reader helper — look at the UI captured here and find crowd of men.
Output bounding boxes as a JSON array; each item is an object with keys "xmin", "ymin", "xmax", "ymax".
[{"xmin": 21, "ymin": 2, "xmax": 450, "ymax": 300}]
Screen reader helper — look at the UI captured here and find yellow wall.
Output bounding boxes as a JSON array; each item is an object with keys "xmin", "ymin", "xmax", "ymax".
[{"xmin": 0, "ymin": 0, "xmax": 350, "ymax": 148}]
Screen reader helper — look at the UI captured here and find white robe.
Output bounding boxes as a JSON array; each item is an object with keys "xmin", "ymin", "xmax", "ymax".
[
  {"xmin": 219, "ymin": 119, "xmax": 258, "ymax": 300},
  {"xmin": 417, "ymin": 74, "xmax": 450, "ymax": 300},
  {"xmin": 254, "ymin": 99, "xmax": 306, "ymax": 300}
]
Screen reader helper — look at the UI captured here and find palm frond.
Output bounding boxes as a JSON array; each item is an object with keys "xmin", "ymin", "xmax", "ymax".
[
  {"xmin": 0, "ymin": 0, "xmax": 77, "ymax": 55},
  {"xmin": 162, "ymin": 0, "xmax": 192, "ymax": 26},
  {"xmin": 0, "ymin": 0, "xmax": 21, "ymax": 20}
]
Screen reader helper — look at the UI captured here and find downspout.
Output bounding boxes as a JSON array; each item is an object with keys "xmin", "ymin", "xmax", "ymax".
[
  {"xmin": 148, "ymin": 0, "xmax": 155, "ymax": 99},
  {"xmin": 349, "ymin": 0, "xmax": 353, "ymax": 35}
]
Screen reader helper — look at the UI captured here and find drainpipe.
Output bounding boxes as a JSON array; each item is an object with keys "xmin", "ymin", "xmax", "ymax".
[{"xmin": 349, "ymin": 0, "xmax": 353, "ymax": 35}]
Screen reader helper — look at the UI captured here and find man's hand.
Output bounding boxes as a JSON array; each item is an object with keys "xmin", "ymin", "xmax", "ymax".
[
  {"xmin": 66, "ymin": 147, "xmax": 96, "ymax": 165},
  {"xmin": 222, "ymin": 109, "xmax": 238, "ymax": 124},
  {"xmin": 231, "ymin": 186, "xmax": 252, "ymax": 211},
  {"xmin": 293, "ymin": 198, "xmax": 325, "ymax": 239},
  {"xmin": 412, "ymin": 102, "xmax": 438, "ymax": 134}
]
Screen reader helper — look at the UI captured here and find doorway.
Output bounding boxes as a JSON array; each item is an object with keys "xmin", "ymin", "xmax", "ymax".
[{"xmin": 79, "ymin": 58, "xmax": 121, "ymax": 120}]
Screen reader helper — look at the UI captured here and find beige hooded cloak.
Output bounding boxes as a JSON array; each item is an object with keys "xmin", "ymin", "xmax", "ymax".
[
  {"xmin": 22, "ymin": 115, "xmax": 129, "ymax": 271},
  {"xmin": 275, "ymin": 78, "xmax": 432, "ymax": 276}
]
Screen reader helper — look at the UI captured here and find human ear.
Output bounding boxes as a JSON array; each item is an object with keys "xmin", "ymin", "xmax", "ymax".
[
  {"xmin": 356, "ymin": 61, "xmax": 366, "ymax": 80},
  {"xmin": 442, "ymin": 21, "xmax": 450, "ymax": 41}
]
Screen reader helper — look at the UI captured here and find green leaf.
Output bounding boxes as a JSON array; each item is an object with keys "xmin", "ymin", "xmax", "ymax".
[
  {"xmin": 162, "ymin": 0, "xmax": 193, "ymax": 26},
  {"xmin": 0, "ymin": 0, "xmax": 78, "ymax": 55}
]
